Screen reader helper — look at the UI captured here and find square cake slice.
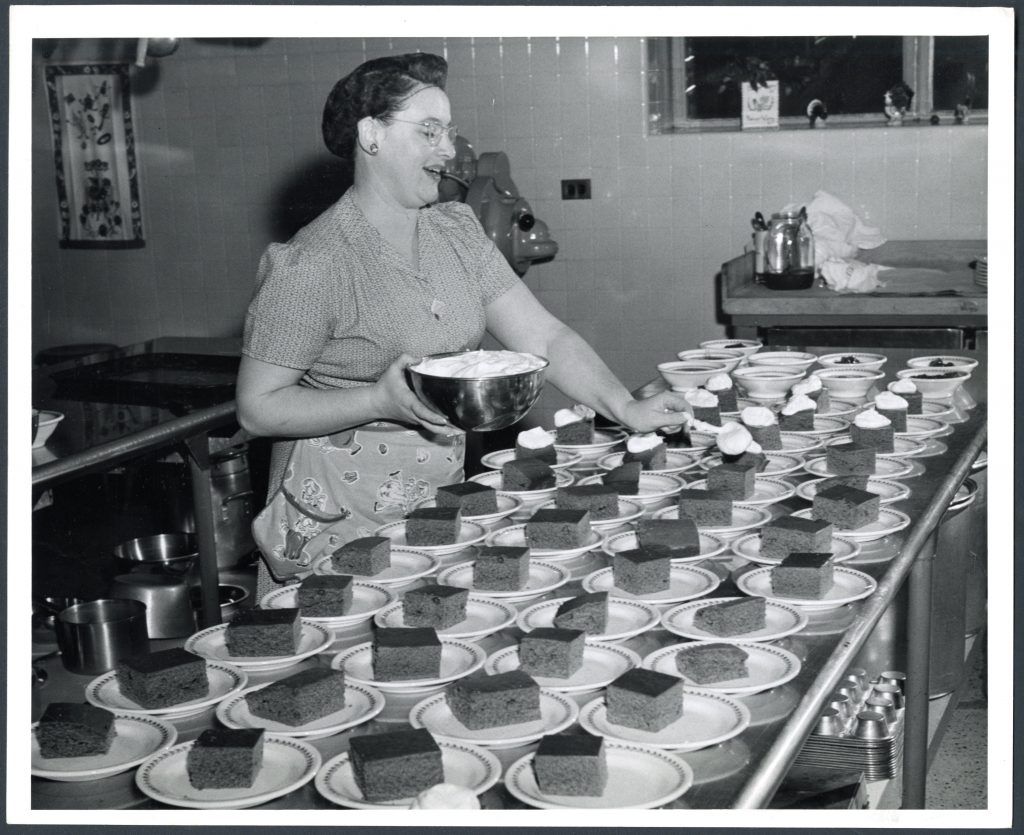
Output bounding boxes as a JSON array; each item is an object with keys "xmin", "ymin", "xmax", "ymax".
[
  {"xmin": 502, "ymin": 458, "xmax": 556, "ymax": 492},
  {"xmin": 35, "ymin": 703, "xmax": 116, "ymax": 759},
  {"xmin": 473, "ymin": 545, "xmax": 530, "ymax": 591},
  {"xmin": 707, "ymin": 462, "xmax": 756, "ymax": 501},
  {"xmin": 526, "ymin": 507, "xmax": 592, "ymax": 550},
  {"xmin": 606, "ymin": 668, "xmax": 683, "ymax": 732},
  {"xmin": 603, "ymin": 462, "xmax": 642, "ymax": 495},
  {"xmin": 115, "ymin": 646, "xmax": 209, "ymax": 710},
  {"xmin": 435, "ymin": 481, "xmax": 498, "ymax": 516},
  {"xmin": 675, "ymin": 643, "xmax": 749, "ymax": 684},
  {"xmin": 553, "ymin": 592, "xmax": 608, "ymax": 635},
  {"xmin": 826, "ymin": 441, "xmax": 876, "ymax": 475},
  {"xmin": 515, "ymin": 427, "xmax": 558, "ymax": 463},
  {"xmin": 245, "ymin": 668, "xmax": 346, "ymax": 727},
  {"xmin": 637, "ymin": 517, "xmax": 701, "ymax": 559},
  {"xmin": 533, "ymin": 734, "xmax": 608, "ymax": 796},
  {"xmin": 813, "ymin": 484, "xmax": 880, "ymax": 530},
  {"xmin": 759, "ymin": 515, "xmax": 833, "ymax": 562},
  {"xmin": 851, "ymin": 423, "xmax": 895, "ymax": 454},
  {"xmin": 771, "ymin": 552, "xmax": 835, "ymax": 599},
  {"xmin": 554, "ymin": 407, "xmax": 595, "ymax": 445},
  {"xmin": 297, "ymin": 574, "xmax": 353, "ymax": 617},
  {"xmin": 405, "ymin": 506, "xmax": 462, "ymax": 547},
  {"xmin": 372, "ymin": 627, "xmax": 442, "ymax": 682},
  {"xmin": 518, "ymin": 627, "xmax": 586, "ymax": 679},
  {"xmin": 447, "ymin": 670, "xmax": 541, "ymax": 730},
  {"xmin": 225, "ymin": 608, "xmax": 302, "ymax": 657},
  {"xmin": 677, "ymin": 488, "xmax": 733, "ymax": 526},
  {"xmin": 402, "ymin": 584, "xmax": 469, "ymax": 629},
  {"xmin": 612, "ymin": 545, "xmax": 672, "ymax": 595},
  {"xmin": 186, "ymin": 728, "xmax": 264, "ymax": 789},
  {"xmin": 555, "ymin": 484, "xmax": 620, "ymax": 520},
  {"xmin": 349, "ymin": 728, "xmax": 443, "ymax": 802},
  {"xmin": 331, "ymin": 535, "xmax": 391, "ymax": 576},
  {"xmin": 693, "ymin": 597, "xmax": 766, "ymax": 637}
]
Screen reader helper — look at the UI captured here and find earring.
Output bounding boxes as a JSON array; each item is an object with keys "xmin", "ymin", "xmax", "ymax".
[{"xmin": 368, "ymin": 142, "xmax": 379, "ymax": 155}]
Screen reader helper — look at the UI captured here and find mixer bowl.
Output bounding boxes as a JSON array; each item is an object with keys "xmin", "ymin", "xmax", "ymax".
[
  {"xmin": 407, "ymin": 351, "xmax": 549, "ymax": 432},
  {"xmin": 113, "ymin": 533, "xmax": 198, "ymax": 573}
]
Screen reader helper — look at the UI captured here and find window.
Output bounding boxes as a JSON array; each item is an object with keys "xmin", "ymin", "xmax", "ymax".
[{"xmin": 646, "ymin": 36, "xmax": 988, "ymax": 132}]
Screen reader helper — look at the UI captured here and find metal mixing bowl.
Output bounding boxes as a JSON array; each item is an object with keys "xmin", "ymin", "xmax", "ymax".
[{"xmin": 407, "ymin": 351, "xmax": 549, "ymax": 432}]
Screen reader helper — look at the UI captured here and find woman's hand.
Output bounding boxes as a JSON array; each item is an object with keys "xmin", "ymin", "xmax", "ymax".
[
  {"xmin": 371, "ymin": 353, "xmax": 452, "ymax": 431},
  {"xmin": 619, "ymin": 391, "xmax": 692, "ymax": 434}
]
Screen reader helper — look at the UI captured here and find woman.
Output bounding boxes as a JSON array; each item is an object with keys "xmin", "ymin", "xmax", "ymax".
[{"xmin": 238, "ymin": 53, "xmax": 689, "ymax": 595}]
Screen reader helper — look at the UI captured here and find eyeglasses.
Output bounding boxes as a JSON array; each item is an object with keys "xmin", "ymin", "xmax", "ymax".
[{"xmin": 386, "ymin": 118, "xmax": 458, "ymax": 147}]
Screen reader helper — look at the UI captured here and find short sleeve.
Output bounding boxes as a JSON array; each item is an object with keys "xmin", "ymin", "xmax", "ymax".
[
  {"xmin": 242, "ymin": 242, "xmax": 338, "ymax": 370},
  {"xmin": 430, "ymin": 201, "xmax": 522, "ymax": 305}
]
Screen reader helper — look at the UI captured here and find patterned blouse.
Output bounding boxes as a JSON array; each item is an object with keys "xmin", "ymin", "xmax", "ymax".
[{"xmin": 243, "ymin": 188, "xmax": 521, "ymax": 387}]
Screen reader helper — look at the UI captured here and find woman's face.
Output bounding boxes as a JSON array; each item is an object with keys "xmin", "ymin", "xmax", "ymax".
[{"xmin": 377, "ymin": 86, "xmax": 456, "ymax": 208}]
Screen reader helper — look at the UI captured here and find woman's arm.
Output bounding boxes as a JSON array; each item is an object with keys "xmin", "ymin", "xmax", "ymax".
[
  {"xmin": 235, "ymin": 354, "xmax": 450, "ymax": 438},
  {"xmin": 484, "ymin": 283, "xmax": 689, "ymax": 433}
]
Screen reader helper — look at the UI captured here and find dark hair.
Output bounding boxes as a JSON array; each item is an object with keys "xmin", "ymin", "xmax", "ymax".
[{"xmin": 322, "ymin": 53, "xmax": 448, "ymax": 161}]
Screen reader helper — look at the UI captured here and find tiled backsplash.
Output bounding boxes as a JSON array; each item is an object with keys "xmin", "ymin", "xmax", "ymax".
[{"xmin": 31, "ymin": 37, "xmax": 986, "ymax": 423}]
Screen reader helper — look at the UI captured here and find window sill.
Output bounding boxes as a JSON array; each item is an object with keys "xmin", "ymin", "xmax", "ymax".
[{"xmin": 650, "ymin": 115, "xmax": 988, "ymax": 136}]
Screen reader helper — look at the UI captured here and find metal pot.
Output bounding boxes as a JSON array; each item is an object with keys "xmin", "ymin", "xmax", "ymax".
[{"xmin": 113, "ymin": 533, "xmax": 198, "ymax": 578}]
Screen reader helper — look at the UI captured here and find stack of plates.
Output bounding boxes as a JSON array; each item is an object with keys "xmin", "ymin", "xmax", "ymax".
[{"xmin": 974, "ymin": 256, "xmax": 987, "ymax": 288}]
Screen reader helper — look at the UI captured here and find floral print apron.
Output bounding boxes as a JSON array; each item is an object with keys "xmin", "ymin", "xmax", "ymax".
[{"xmin": 252, "ymin": 421, "xmax": 464, "ymax": 584}]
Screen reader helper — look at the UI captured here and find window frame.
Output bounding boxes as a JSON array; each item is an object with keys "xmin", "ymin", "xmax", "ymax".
[{"xmin": 646, "ymin": 36, "xmax": 988, "ymax": 134}]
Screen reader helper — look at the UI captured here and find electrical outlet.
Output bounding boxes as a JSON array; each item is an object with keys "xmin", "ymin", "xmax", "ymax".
[{"xmin": 561, "ymin": 179, "xmax": 591, "ymax": 200}]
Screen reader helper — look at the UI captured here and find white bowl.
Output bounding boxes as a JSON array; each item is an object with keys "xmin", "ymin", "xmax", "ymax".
[
  {"xmin": 731, "ymin": 366, "xmax": 806, "ymax": 401},
  {"xmin": 675, "ymin": 349, "xmax": 744, "ymax": 374},
  {"xmin": 657, "ymin": 360, "xmax": 731, "ymax": 391},
  {"xmin": 895, "ymin": 368, "xmax": 972, "ymax": 399},
  {"xmin": 817, "ymin": 352, "xmax": 888, "ymax": 372},
  {"xmin": 810, "ymin": 367, "xmax": 885, "ymax": 400},
  {"xmin": 33, "ymin": 410, "xmax": 64, "ymax": 448},
  {"xmin": 905, "ymin": 355, "xmax": 979, "ymax": 374},
  {"xmin": 699, "ymin": 338, "xmax": 762, "ymax": 358},
  {"xmin": 746, "ymin": 351, "xmax": 819, "ymax": 371}
]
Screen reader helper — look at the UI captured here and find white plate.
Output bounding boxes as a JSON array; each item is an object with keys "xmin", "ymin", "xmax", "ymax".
[
  {"xmin": 373, "ymin": 519, "xmax": 487, "ymax": 556},
  {"xmin": 653, "ymin": 503, "xmax": 773, "ymax": 537},
  {"xmin": 32, "ymin": 714, "xmax": 177, "ymax": 782},
  {"xmin": 699, "ymin": 452, "xmax": 805, "ymax": 476},
  {"xmin": 504, "ymin": 742, "xmax": 693, "ymax": 809},
  {"xmin": 736, "ymin": 565, "xmax": 878, "ymax": 611},
  {"xmin": 597, "ymin": 448, "xmax": 705, "ymax": 476},
  {"xmin": 409, "ymin": 689, "xmax": 579, "ymax": 748},
  {"xmin": 795, "ymin": 477, "xmax": 911, "ymax": 505},
  {"xmin": 411, "ymin": 494, "xmax": 523, "ymax": 526},
  {"xmin": 551, "ymin": 428, "xmax": 629, "ymax": 457},
  {"xmin": 85, "ymin": 662, "xmax": 248, "ymax": 718},
  {"xmin": 686, "ymin": 477, "xmax": 796, "ymax": 507},
  {"xmin": 802, "ymin": 455, "xmax": 914, "ymax": 480},
  {"xmin": 437, "ymin": 559, "xmax": 571, "ymax": 600},
  {"xmin": 791, "ymin": 507, "xmax": 912, "ymax": 542},
  {"xmin": 331, "ymin": 638, "xmax": 486, "ymax": 691},
  {"xmin": 661, "ymin": 596, "xmax": 809, "ymax": 643},
  {"xmin": 643, "ymin": 641, "xmax": 802, "ymax": 696},
  {"xmin": 815, "ymin": 399, "xmax": 861, "ymax": 418},
  {"xmin": 535, "ymin": 497, "xmax": 644, "ymax": 530},
  {"xmin": 485, "ymin": 523, "xmax": 606, "ymax": 560},
  {"xmin": 602, "ymin": 529, "xmax": 729, "ymax": 562},
  {"xmin": 315, "ymin": 741, "xmax": 501, "ymax": 809},
  {"xmin": 185, "ymin": 622, "xmax": 333, "ymax": 673},
  {"xmin": 579, "ymin": 690, "xmax": 750, "ymax": 752},
  {"xmin": 485, "ymin": 643, "xmax": 641, "ymax": 694},
  {"xmin": 517, "ymin": 596, "xmax": 661, "ymax": 643},
  {"xmin": 884, "ymin": 436, "xmax": 929, "ymax": 458},
  {"xmin": 582, "ymin": 564, "xmax": 721, "ymax": 605},
  {"xmin": 920, "ymin": 400, "xmax": 957, "ymax": 420},
  {"xmin": 916, "ymin": 439, "xmax": 950, "ymax": 458},
  {"xmin": 688, "ymin": 431, "xmax": 718, "ymax": 448},
  {"xmin": 480, "ymin": 448, "xmax": 582, "ymax": 471},
  {"xmin": 311, "ymin": 546, "xmax": 440, "ymax": 587},
  {"xmin": 135, "ymin": 735, "xmax": 321, "ymax": 809},
  {"xmin": 373, "ymin": 596, "xmax": 517, "ymax": 641},
  {"xmin": 469, "ymin": 468, "xmax": 575, "ymax": 499},
  {"xmin": 897, "ymin": 416, "xmax": 948, "ymax": 439},
  {"xmin": 729, "ymin": 531, "xmax": 862, "ymax": 566},
  {"xmin": 776, "ymin": 432, "xmax": 825, "ymax": 454},
  {"xmin": 260, "ymin": 582, "xmax": 397, "ymax": 628},
  {"xmin": 577, "ymin": 472, "xmax": 686, "ymax": 503},
  {"xmin": 783, "ymin": 415, "xmax": 850, "ymax": 436},
  {"xmin": 216, "ymin": 682, "xmax": 384, "ymax": 740}
]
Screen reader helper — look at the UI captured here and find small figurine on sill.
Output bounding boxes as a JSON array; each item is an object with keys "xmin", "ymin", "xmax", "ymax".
[
  {"xmin": 807, "ymin": 99, "xmax": 828, "ymax": 128},
  {"xmin": 884, "ymin": 81, "xmax": 914, "ymax": 124},
  {"xmin": 954, "ymin": 98, "xmax": 972, "ymax": 124}
]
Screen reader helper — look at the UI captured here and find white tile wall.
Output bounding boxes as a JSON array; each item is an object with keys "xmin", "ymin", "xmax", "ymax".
[{"xmin": 32, "ymin": 36, "xmax": 987, "ymax": 426}]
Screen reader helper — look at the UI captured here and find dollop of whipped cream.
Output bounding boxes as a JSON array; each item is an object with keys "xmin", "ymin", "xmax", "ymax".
[
  {"xmin": 408, "ymin": 783, "xmax": 481, "ymax": 810},
  {"xmin": 684, "ymin": 388, "xmax": 718, "ymax": 408},
  {"xmin": 627, "ymin": 432, "xmax": 663, "ymax": 453},
  {"xmin": 413, "ymin": 350, "xmax": 545, "ymax": 378},
  {"xmin": 705, "ymin": 373, "xmax": 733, "ymax": 392},
  {"xmin": 554, "ymin": 404, "xmax": 594, "ymax": 426},
  {"xmin": 781, "ymin": 394, "xmax": 816, "ymax": 415},
  {"xmin": 717, "ymin": 422, "xmax": 753, "ymax": 455},
  {"xmin": 741, "ymin": 405, "xmax": 777, "ymax": 427},
  {"xmin": 855, "ymin": 407, "xmax": 892, "ymax": 428},
  {"xmin": 517, "ymin": 426, "xmax": 554, "ymax": 449},
  {"xmin": 890, "ymin": 378, "xmax": 919, "ymax": 394},
  {"xmin": 748, "ymin": 440, "xmax": 763, "ymax": 454},
  {"xmin": 791, "ymin": 376, "xmax": 822, "ymax": 396},
  {"xmin": 875, "ymin": 392, "xmax": 908, "ymax": 410}
]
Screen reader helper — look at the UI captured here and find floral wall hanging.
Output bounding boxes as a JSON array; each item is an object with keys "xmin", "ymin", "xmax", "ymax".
[{"xmin": 44, "ymin": 63, "xmax": 144, "ymax": 248}]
